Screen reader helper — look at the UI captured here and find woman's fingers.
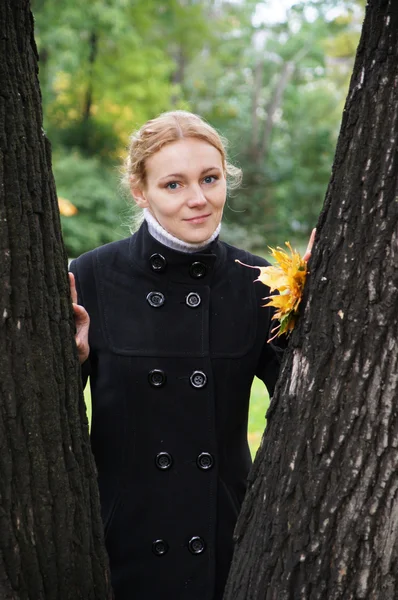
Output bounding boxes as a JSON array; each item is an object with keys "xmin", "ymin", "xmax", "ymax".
[
  {"xmin": 303, "ymin": 228, "xmax": 316, "ymax": 263},
  {"xmin": 72, "ymin": 300, "xmax": 90, "ymax": 364},
  {"xmin": 72, "ymin": 301, "xmax": 89, "ymax": 325},
  {"xmin": 68, "ymin": 274, "xmax": 90, "ymax": 363},
  {"xmin": 69, "ymin": 272, "xmax": 78, "ymax": 304}
]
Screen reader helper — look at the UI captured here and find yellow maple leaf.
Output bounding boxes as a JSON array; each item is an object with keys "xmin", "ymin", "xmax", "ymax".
[
  {"xmin": 236, "ymin": 242, "xmax": 307, "ymax": 342},
  {"xmin": 58, "ymin": 197, "xmax": 78, "ymax": 217},
  {"xmin": 255, "ymin": 265, "xmax": 290, "ymax": 293}
]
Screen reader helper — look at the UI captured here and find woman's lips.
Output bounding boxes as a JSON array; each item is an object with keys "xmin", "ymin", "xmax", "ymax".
[{"xmin": 184, "ymin": 214, "xmax": 211, "ymax": 224}]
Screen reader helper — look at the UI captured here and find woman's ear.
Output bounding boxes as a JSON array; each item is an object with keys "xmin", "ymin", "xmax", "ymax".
[{"xmin": 130, "ymin": 184, "xmax": 149, "ymax": 208}]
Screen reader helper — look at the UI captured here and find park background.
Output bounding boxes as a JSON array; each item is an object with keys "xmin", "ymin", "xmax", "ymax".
[{"xmin": 32, "ymin": 0, "xmax": 365, "ymax": 455}]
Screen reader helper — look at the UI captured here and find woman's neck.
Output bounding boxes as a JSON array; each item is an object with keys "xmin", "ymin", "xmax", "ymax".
[{"xmin": 144, "ymin": 208, "xmax": 221, "ymax": 253}]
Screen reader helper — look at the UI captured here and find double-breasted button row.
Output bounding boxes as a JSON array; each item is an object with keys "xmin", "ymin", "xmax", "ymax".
[
  {"xmin": 149, "ymin": 255, "xmax": 208, "ymax": 280},
  {"xmin": 152, "ymin": 536, "xmax": 206, "ymax": 556},
  {"xmin": 148, "ymin": 370, "xmax": 207, "ymax": 389},
  {"xmin": 155, "ymin": 452, "xmax": 214, "ymax": 471},
  {"xmin": 146, "ymin": 291, "xmax": 202, "ymax": 309}
]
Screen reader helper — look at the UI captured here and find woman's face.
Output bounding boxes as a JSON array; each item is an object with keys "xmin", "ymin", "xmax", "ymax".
[{"xmin": 132, "ymin": 137, "xmax": 227, "ymax": 244}]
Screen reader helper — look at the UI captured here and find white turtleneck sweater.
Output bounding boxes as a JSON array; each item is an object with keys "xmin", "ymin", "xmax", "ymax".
[{"xmin": 144, "ymin": 208, "xmax": 221, "ymax": 253}]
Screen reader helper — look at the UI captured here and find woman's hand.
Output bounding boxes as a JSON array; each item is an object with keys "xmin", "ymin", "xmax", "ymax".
[
  {"xmin": 69, "ymin": 272, "xmax": 90, "ymax": 364},
  {"xmin": 303, "ymin": 228, "xmax": 316, "ymax": 263}
]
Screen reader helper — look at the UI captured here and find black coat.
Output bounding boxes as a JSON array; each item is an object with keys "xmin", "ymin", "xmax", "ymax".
[{"xmin": 69, "ymin": 222, "xmax": 284, "ymax": 600}]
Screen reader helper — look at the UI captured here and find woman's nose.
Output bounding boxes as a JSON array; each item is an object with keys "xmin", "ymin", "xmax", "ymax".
[{"xmin": 187, "ymin": 185, "xmax": 207, "ymax": 207}]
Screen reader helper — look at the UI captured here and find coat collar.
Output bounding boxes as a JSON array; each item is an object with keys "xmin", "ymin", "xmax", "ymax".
[{"xmin": 128, "ymin": 221, "xmax": 226, "ymax": 283}]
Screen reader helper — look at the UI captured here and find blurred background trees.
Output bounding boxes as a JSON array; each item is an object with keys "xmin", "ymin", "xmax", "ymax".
[{"xmin": 32, "ymin": 0, "xmax": 365, "ymax": 258}]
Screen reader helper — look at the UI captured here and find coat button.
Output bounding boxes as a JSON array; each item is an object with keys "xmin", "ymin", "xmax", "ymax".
[
  {"xmin": 188, "ymin": 536, "xmax": 205, "ymax": 555},
  {"xmin": 148, "ymin": 369, "xmax": 166, "ymax": 387},
  {"xmin": 186, "ymin": 292, "xmax": 201, "ymax": 308},
  {"xmin": 150, "ymin": 253, "xmax": 167, "ymax": 273},
  {"xmin": 152, "ymin": 539, "xmax": 169, "ymax": 556},
  {"xmin": 147, "ymin": 291, "xmax": 165, "ymax": 308},
  {"xmin": 189, "ymin": 261, "xmax": 207, "ymax": 279},
  {"xmin": 197, "ymin": 452, "xmax": 214, "ymax": 470},
  {"xmin": 190, "ymin": 371, "xmax": 207, "ymax": 389},
  {"xmin": 155, "ymin": 452, "xmax": 173, "ymax": 470}
]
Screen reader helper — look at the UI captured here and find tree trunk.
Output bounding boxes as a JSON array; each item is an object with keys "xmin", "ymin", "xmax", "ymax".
[
  {"xmin": 250, "ymin": 57, "xmax": 264, "ymax": 160},
  {"xmin": 82, "ymin": 31, "xmax": 98, "ymax": 123},
  {"xmin": 258, "ymin": 60, "xmax": 295, "ymax": 163},
  {"xmin": 0, "ymin": 2, "xmax": 112, "ymax": 599},
  {"xmin": 257, "ymin": 43, "xmax": 310, "ymax": 165},
  {"xmin": 224, "ymin": 1, "xmax": 398, "ymax": 598},
  {"xmin": 170, "ymin": 44, "xmax": 186, "ymax": 106}
]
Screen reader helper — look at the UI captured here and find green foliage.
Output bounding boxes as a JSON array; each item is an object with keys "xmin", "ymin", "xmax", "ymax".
[
  {"xmin": 54, "ymin": 150, "xmax": 129, "ymax": 257},
  {"xmin": 206, "ymin": 3, "xmax": 360, "ymax": 246},
  {"xmin": 272, "ymin": 83, "xmax": 339, "ymax": 238},
  {"xmin": 32, "ymin": 0, "xmax": 364, "ymax": 257},
  {"xmin": 33, "ymin": 0, "xmax": 175, "ymax": 155}
]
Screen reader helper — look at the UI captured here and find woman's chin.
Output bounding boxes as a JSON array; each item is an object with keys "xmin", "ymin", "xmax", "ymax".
[
  {"xmin": 178, "ymin": 222, "xmax": 220, "ymax": 244},
  {"xmin": 181, "ymin": 231, "xmax": 212, "ymax": 244}
]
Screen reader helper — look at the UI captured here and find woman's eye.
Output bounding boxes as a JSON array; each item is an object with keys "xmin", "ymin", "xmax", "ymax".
[
  {"xmin": 203, "ymin": 175, "xmax": 217, "ymax": 184},
  {"xmin": 166, "ymin": 182, "xmax": 179, "ymax": 190}
]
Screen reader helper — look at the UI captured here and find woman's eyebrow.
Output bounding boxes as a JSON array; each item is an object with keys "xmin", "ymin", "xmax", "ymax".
[
  {"xmin": 158, "ymin": 172, "xmax": 184, "ymax": 182},
  {"xmin": 201, "ymin": 166, "xmax": 222, "ymax": 175},
  {"xmin": 158, "ymin": 167, "xmax": 221, "ymax": 181},
  {"xmin": 158, "ymin": 166, "xmax": 221, "ymax": 183}
]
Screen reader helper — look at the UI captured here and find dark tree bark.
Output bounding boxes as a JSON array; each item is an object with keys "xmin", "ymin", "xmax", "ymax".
[
  {"xmin": 0, "ymin": 2, "xmax": 112, "ymax": 599},
  {"xmin": 224, "ymin": 1, "xmax": 398, "ymax": 598}
]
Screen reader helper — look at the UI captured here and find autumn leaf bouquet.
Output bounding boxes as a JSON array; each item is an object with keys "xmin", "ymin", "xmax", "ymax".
[{"xmin": 237, "ymin": 243, "xmax": 308, "ymax": 342}]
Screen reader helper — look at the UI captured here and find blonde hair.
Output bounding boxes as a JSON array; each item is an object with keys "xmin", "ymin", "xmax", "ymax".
[{"xmin": 121, "ymin": 110, "xmax": 242, "ymax": 192}]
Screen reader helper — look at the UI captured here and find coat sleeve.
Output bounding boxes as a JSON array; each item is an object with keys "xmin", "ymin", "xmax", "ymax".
[
  {"xmin": 255, "ymin": 306, "xmax": 288, "ymax": 397},
  {"xmin": 69, "ymin": 258, "xmax": 91, "ymax": 390},
  {"xmin": 255, "ymin": 336, "xmax": 286, "ymax": 398},
  {"xmin": 249, "ymin": 251, "xmax": 288, "ymax": 396}
]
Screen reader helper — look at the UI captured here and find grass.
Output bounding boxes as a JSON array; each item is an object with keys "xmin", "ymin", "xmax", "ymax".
[
  {"xmin": 248, "ymin": 377, "xmax": 269, "ymax": 457},
  {"xmin": 84, "ymin": 385, "xmax": 92, "ymax": 427},
  {"xmin": 83, "ymin": 376, "xmax": 268, "ymax": 459}
]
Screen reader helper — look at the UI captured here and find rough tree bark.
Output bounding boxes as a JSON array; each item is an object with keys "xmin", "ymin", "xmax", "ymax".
[
  {"xmin": 224, "ymin": 1, "xmax": 398, "ymax": 598},
  {"xmin": 0, "ymin": 2, "xmax": 112, "ymax": 598}
]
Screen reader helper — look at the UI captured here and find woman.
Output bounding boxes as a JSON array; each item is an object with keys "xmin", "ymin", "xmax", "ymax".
[{"xmin": 69, "ymin": 110, "xmax": 312, "ymax": 599}]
